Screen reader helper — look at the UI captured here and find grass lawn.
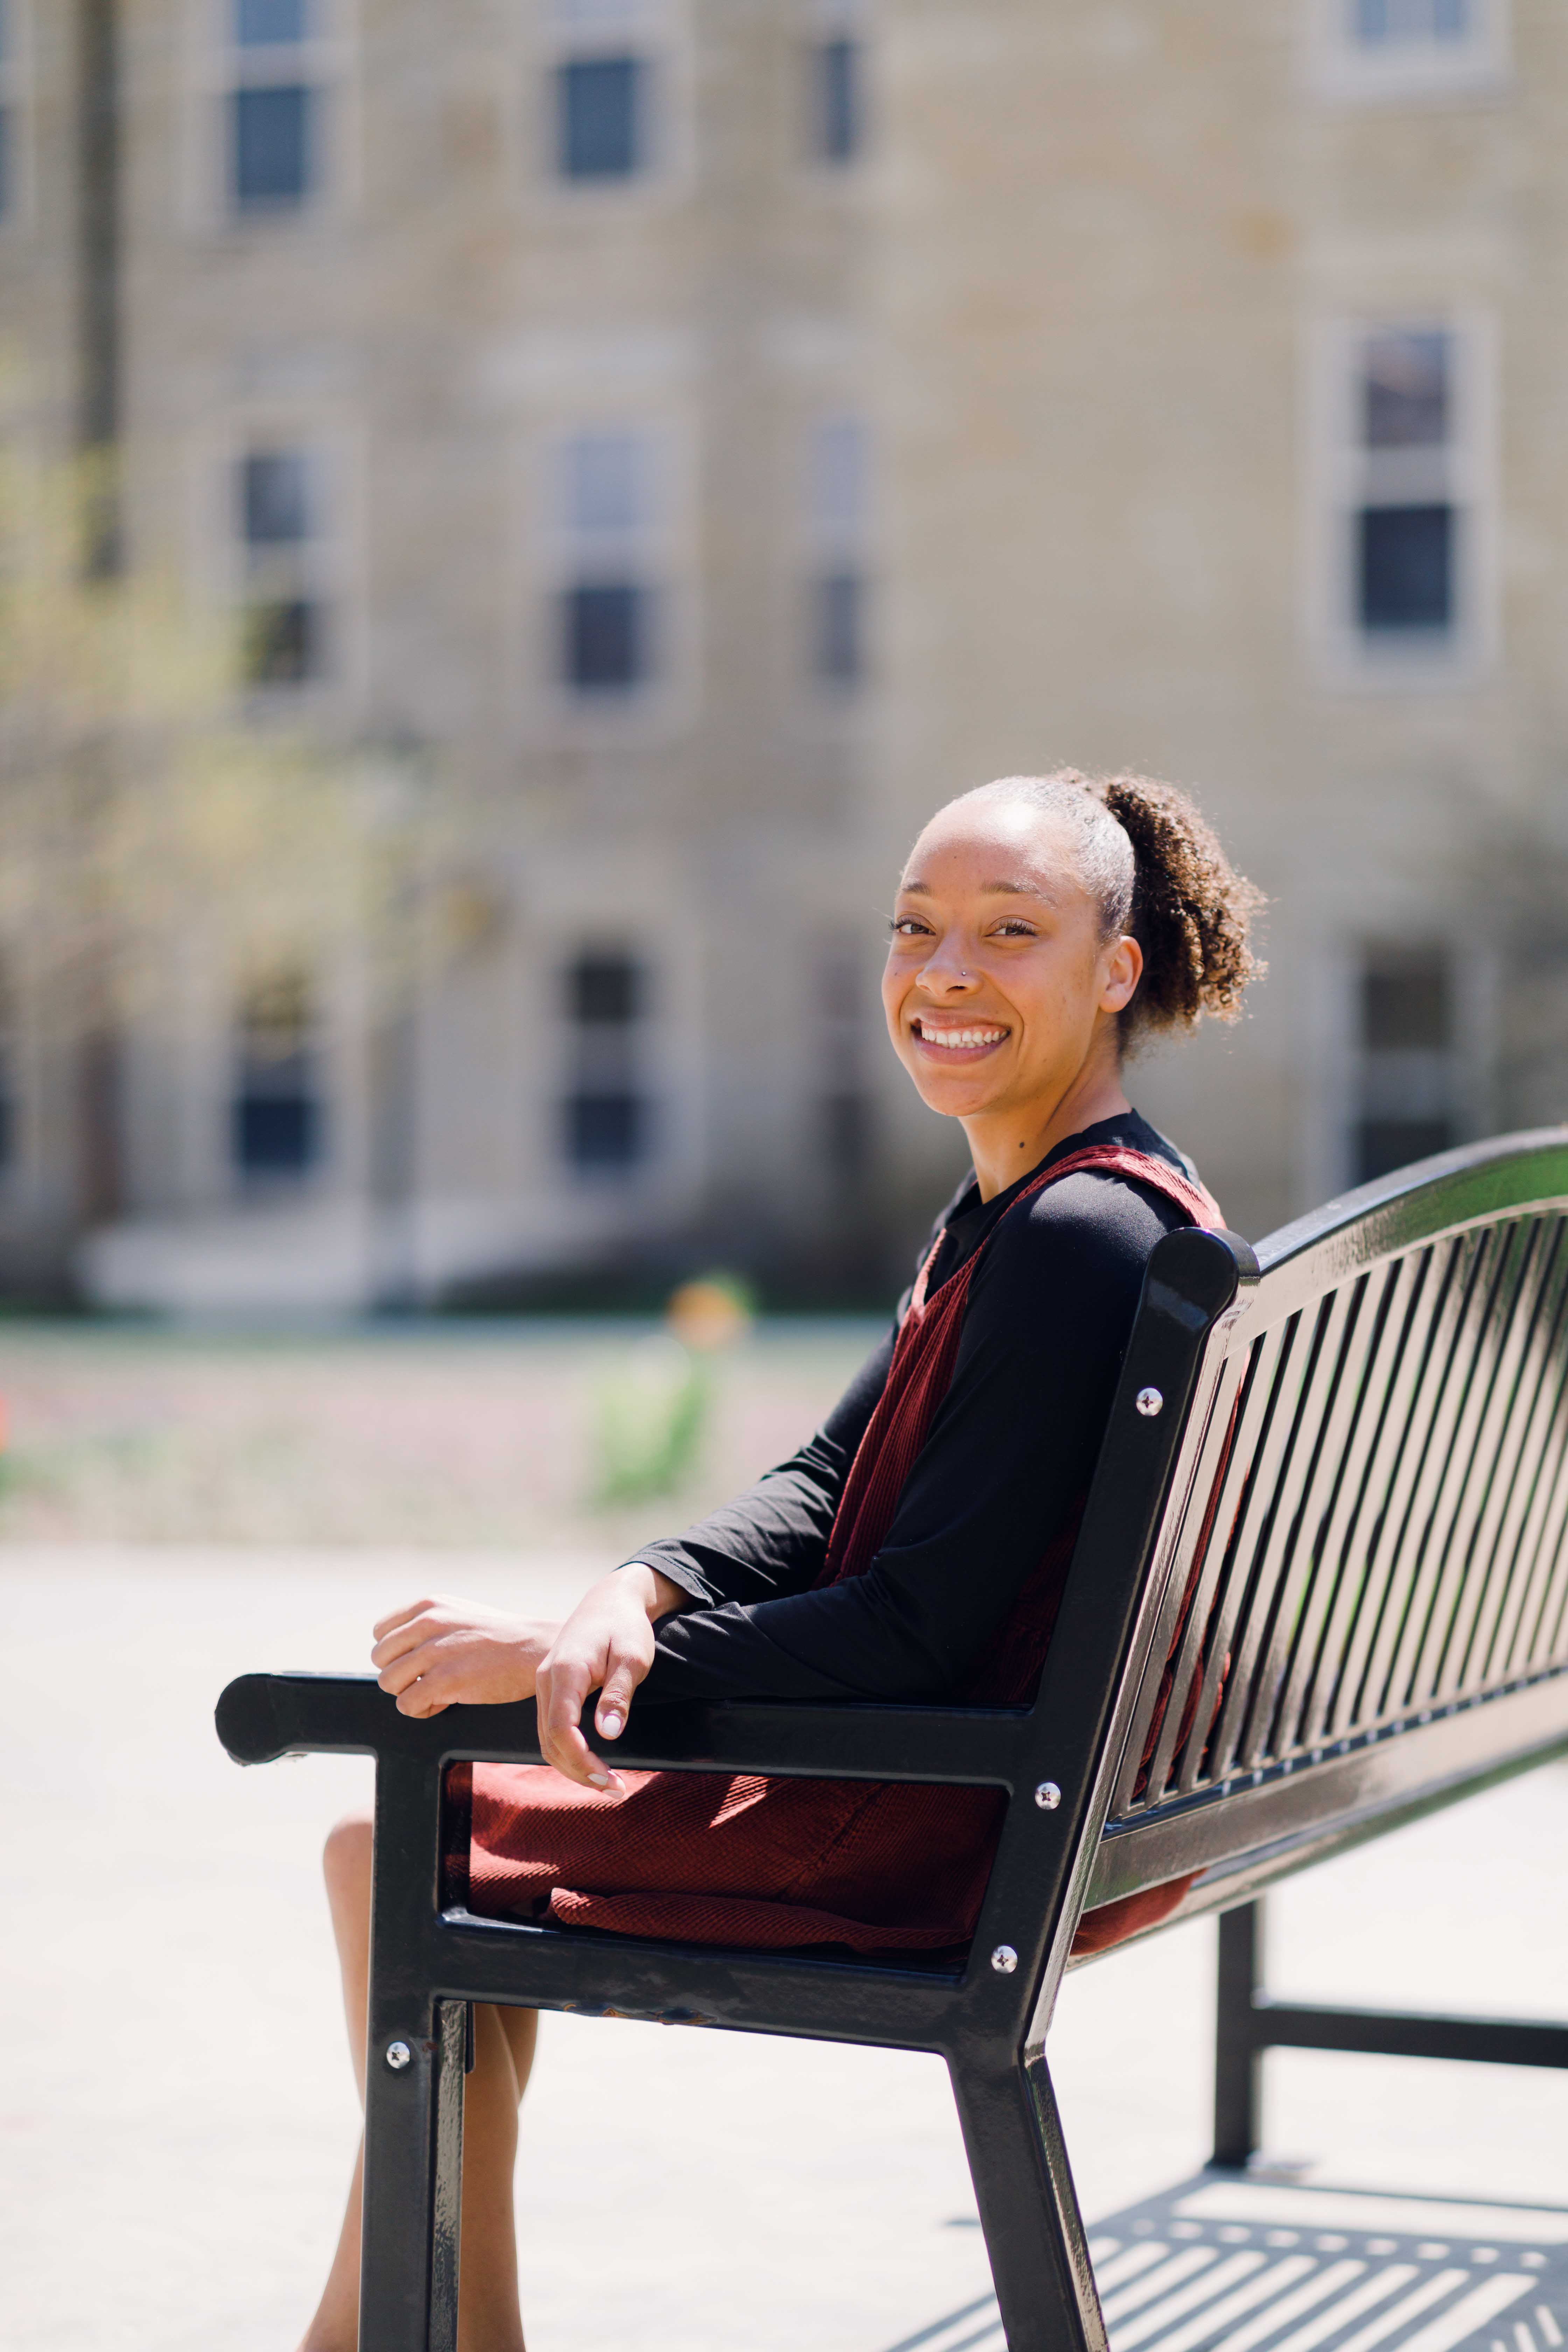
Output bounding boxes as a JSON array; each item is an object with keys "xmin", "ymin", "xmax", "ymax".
[{"xmin": 0, "ymin": 1316, "xmax": 883, "ymax": 1550}]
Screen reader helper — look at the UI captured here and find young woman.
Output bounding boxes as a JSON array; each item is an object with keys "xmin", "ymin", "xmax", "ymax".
[{"xmin": 300, "ymin": 769, "xmax": 1261, "ymax": 2352}]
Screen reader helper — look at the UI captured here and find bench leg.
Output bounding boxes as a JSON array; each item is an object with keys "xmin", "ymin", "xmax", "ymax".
[
  {"xmin": 1213, "ymin": 1899, "xmax": 1264, "ymax": 2169},
  {"xmin": 358, "ymin": 1751, "xmax": 467, "ymax": 2351},
  {"xmin": 951, "ymin": 2049, "xmax": 1107, "ymax": 2352},
  {"xmin": 358, "ymin": 1994, "xmax": 466, "ymax": 2351}
]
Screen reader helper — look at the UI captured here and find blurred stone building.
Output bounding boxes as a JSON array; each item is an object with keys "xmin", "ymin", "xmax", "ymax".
[{"xmin": 0, "ymin": 0, "xmax": 1563, "ymax": 1309}]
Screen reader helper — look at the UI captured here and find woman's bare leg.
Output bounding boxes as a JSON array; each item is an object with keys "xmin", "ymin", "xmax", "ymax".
[{"xmin": 299, "ymin": 1813, "xmax": 536, "ymax": 2352}]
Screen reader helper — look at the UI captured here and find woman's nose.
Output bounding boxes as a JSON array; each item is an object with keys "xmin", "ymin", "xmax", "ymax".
[{"xmin": 918, "ymin": 946, "xmax": 979, "ymax": 993}]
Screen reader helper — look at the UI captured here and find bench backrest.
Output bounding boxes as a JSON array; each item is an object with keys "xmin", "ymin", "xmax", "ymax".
[{"xmin": 1076, "ymin": 1130, "xmax": 1568, "ymax": 1934}]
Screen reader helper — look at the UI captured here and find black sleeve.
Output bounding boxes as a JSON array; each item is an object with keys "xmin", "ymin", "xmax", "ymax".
[
  {"xmin": 621, "ymin": 1324, "xmax": 895, "ymax": 1611},
  {"xmin": 638, "ymin": 1172, "xmax": 1182, "ymax": 1703}
]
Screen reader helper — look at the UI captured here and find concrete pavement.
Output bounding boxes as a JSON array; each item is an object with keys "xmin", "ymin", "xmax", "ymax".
[{"xmin": 3, "ymin": 1547, "xmax": 1564, "ymax": 2351}]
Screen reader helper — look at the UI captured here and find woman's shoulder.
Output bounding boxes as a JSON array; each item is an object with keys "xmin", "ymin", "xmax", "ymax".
[{"xmin": 990, "ymin": 1116, "xmax": 1201, "ymax": 1282}]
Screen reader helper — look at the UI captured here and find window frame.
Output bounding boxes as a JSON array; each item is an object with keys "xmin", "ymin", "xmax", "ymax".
[
  {"xmin": 517, "ymin": 884, "xmax": 704, "ymax": 1219},
  {"xmin": 802, "ymin": 408, "xmax": 872, "ymax": 700},
  {"xmin": 1306, "ymin": 927, "xmax": 1499, "ymax": 1205},
  {"xmin": 1304, "ymin": 0, "xmax": 1511, "ymax": 102},
  {"xmin": 230, "ymin": 962, "xmax": 328, "ymax": 1190},
  {"xmin": 1306, "ymin": 312, "xmax": 1497, "ymax": 689},
  {"xmin": 195, "ymin": 415, "xmax": 365, "ymax": 714},
  {"xmin": 525, "ymin": 0, "xmax": 692, "ymax": 204},
  {"xmin": 808, "ymin": 31, "xmax": 863, "ymax": 168},
  {"xmin": 188, "ymin": 0, "xmax": 357, "ymax": 232},
  {"xmin": 521, "ymin": 409, "xmax": 698, "ymax": 737},
  {"xmin": 556, "ymin": 942, "xmax": 658, "ymax": 1184},
  {"xmin": 555, "ymin": 49, "xmax": 649, "ymax": 183}
]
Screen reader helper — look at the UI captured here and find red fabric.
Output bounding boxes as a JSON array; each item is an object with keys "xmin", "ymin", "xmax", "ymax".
[{"xmin": 469, "ymin": 1146, "xmax": 1221, "ymax": 1958}]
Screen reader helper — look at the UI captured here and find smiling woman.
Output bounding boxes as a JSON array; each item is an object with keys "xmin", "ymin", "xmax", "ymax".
[{"xmin": 297, "ymin": 771, "xmax": 1262, "ymax": 2352}]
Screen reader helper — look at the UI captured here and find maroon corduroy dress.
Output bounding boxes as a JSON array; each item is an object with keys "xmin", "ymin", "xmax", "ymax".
[{"xmin": 467, "ymin": 1145, "xmax": 1220, "ymax": 1960}]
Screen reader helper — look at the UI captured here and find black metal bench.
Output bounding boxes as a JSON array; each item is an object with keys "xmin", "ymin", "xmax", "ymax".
[{"xmin": 216, "ymin": 1129, "xmax": 1568, "ymax": 2352}]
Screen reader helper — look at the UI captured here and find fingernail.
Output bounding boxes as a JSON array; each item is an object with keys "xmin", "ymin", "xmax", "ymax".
[
  {"xmin": 588, "ymin": 1773, "xmax": 612, "ymax": 1790},
  {"xmin": 600, "ymin": 1710, "xmax": 623, "ymax": 1735}
]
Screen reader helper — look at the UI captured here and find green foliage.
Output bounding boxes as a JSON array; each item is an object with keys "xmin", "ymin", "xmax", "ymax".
[{"xmin": 590, "ymin": 1336, "xmax": 713, "ymax": 1505}]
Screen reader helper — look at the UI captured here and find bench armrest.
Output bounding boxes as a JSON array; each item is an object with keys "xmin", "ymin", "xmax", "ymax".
[{"xmin": 216, "ymin": 1669, "xmax": 1031, "ymax": 1787}]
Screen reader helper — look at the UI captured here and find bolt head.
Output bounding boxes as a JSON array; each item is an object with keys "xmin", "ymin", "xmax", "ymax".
[
  {"xmin": 1135, "ymin": 1386, "xmax": 1164, "ymax": 1418},
  {"xmin": 990, "ymin": 1944, "xmax": 1018, "ymax": 1975},
  {"xmin": 385, "ymin": 2040, "xmax": 412, "ymax": 2072},
  {"xmin": 1034, "ymin": 1781, "xmax": 1062, "ymax": 1811}
]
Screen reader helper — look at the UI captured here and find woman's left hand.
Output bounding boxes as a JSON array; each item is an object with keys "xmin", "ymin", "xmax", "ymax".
[
  {"xmin": 534, "ymin": 1563, "xmax": 687, "ymax": 1789},
  {"xmin": 371, "ymin": 1595, "xmax": 561, "ymax": 1717}
]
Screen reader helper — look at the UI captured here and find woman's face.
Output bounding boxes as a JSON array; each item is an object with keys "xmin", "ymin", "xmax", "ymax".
[{"xmin": 881, "ymin": 799, "xmax": 1142, "ymax": 1126}]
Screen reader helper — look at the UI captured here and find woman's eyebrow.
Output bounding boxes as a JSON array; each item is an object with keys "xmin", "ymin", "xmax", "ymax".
[{"xmin": 896, "ymin": 877, "xmax": 1054, "ymax": 899}]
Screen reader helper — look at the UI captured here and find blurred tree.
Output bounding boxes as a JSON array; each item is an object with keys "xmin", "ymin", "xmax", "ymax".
[{"xmin": 0, "ymin": 438, "xmax": 439, "ymax": 1257}]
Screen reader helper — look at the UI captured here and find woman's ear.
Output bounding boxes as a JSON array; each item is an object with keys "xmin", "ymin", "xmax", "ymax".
[{"xmin": 1101, "ymin": 934, "xmax": 1143, "ymax": 1013}]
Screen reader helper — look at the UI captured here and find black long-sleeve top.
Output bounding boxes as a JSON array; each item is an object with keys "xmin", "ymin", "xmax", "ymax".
[{"xmin": 633, "ymin": 1110, "xmax": 1202, "ymax": 1707}]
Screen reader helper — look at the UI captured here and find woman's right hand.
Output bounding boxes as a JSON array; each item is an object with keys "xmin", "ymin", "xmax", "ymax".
[{"xmin": 371, "ymin": 1595, "xmax": 560, "ymax": 1717}]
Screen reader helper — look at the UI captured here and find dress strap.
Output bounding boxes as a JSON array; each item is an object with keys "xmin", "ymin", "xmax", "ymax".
[
  {"xmin": 825, "ymin": 1142, "xmax": 1220, "ymax": 1588},
  {"xmin": 906, "ymin": 1144, "xmax": 1220, "ymax": 1324}
]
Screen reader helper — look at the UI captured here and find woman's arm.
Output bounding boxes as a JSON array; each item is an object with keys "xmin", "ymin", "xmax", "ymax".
[
  {"xmin": 528, "ymin": 1329, "xmax": 896, "ymax": 1783},
  {"xmin": 619, "ymin": 1327, "xmax": 894, "ymax": 1609},
  {"xmin": 369, "ymin": 1325, "xmax": 895, "ymax": 1772},
  {"xmin": 637, "ymin": 1173, "xmax": 1185, "ymax": 1704}
]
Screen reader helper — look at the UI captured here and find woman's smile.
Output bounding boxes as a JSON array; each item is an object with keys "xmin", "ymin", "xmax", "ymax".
[{"xmin": 909, "ymin": 1014, "xmax": 1012, "ymax": 1062}]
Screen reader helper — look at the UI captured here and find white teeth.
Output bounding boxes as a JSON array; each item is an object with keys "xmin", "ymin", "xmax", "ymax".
[{"xmin": 917, "ymin": 1024, "xmax": 1006, "ymax": 1050}]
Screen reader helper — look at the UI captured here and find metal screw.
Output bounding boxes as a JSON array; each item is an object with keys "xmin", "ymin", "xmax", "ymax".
[
  {"xmin": 990, "ymin": 1945, "xmax": 1018, "ymax": 1975},
  {"xmin": 1135, "ymin": 1386, "xmax": 1164, "ymax": 1418},
  {"xmin": 385, "ymin": 2040, "xmax": 412, "ymax": 2072},
  {"xmin": 1034, "ymin": 1781, "xmax": 1062, "ymax": 1810}
]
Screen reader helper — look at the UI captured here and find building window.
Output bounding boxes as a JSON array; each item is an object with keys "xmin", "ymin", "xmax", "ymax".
[
  {"xmin": 817, "ymin": 938, "xmax": 871, "ymax": 1184},
  {"xmin": 1357, "ymin": 329, "xmax": 1452, "ymax": 636},
  {"xmin": 560, "ymin": 950, "xmax": 652, "ymax": 1175},
  {"xmin": 227, "ymin": 0, "xmax": 323, "ymax": 214},
  {"xmin": 233, "ymin": 969, "xmax": 322, "ymax": 1177},
  {"xmin": 1322, "ymin": 321, "xmax": 1489, "ymax": 673},
  {"xmin": 813, "ymin": 572, "xmax": 863, "ymax": 685},
  {"xmin": 1353, "ymin": 0, "xmax": 1474, "ymax": 46},
  {"xmin": 541, "ymin": 0, "xmax": 667, "ymax": 188},
  {"xmin": 237, "ymin": 446, "xmax": 329, "ymax": 687},
  {"xmin": 806, "ymin": 414, "xmax": 869, "ymax": 692},
  {"xmin": 552, "ymin": 428, "xmax": 660, "ymax": 699},
  {"xmin": 565, "ymin": 581, "xmax": 646, "ymax": 690},
  {"xmin": 1352, "ymin": 944, "xmax": 1459, "ymax": 1183},
  {"xmin": 1311, "ymin": 0, "xmax": 1507, "ymax": 97},
  {"xmin": 809, "ymin": 35, "xmax": 862, "ymax": 164},
  {"xmin": 556, "ymin": 52, "xmax": 648, "ymax": 179}
]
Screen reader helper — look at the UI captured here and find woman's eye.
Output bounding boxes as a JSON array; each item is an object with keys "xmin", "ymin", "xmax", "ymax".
[
  {"xmin": 890, "ymin": 916, "xmax": 932, "ymax": 938},
  {"xmin": 993, "ymin": 920, "xmax": 1037, "ymax": 939}
]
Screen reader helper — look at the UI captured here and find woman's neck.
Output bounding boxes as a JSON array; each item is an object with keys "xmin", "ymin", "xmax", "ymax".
[{"xmin": 962, "ymin": 1059, "xmax": 1133, "ymax": 1203}]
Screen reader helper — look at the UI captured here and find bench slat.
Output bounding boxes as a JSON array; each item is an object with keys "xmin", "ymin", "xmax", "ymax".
[
  {"xmin": 1267, "ymin": 1269, "xmax": 1387, "ymax": 1763},
  {"xmin": 1343, "ymin": 1234, "xmax": 1475, "ymax": 1732},
  {"xmin": 1430, "ymin": 1218, "xmax": 1563, "ymax": 1701},
  {"xmin": 1462, "ymin": 1219, "xmax": 1568, "ymax": 1687},
  {"xmin": 1173, "ymin": 1327, "xmax": 1284, "ymax": 1801},
  {"xmin": 1402, "ymin": 1219, "xmax": 1541, "ymax": 1710},
  {"xmin": 1320, "ymin": 1246, "xmax": 1445, "ymax": 1743},
  {"xmin": 1296, "ymin": 1251, "xmax": 1424, "ymax": 1752},
  {"xmin": 1086, "ymin": 1667, "xmax": 1568, "ymax": 1910},
  {"xmin": 1095, "ymin": 1145, "xmax": 1568, "ymax": 1919},
  {"xmin": 1201, "ymin": 1314, "xmax": 1310, "ymax": 1788},
  {"xmin": 1382, "ymin": 1226, "xmax": 1515, "ymax": 1717}
]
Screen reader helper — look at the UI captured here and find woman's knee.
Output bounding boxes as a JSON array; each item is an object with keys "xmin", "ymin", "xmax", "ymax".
[{"xmin": 323, "ymin": 1810, "xmax": 374, "ymax": 1909}]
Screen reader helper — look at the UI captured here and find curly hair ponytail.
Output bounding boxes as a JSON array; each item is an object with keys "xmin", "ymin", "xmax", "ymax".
[{"xmin": 957, "ymin": 769, "xmax": 1264, "ymax": 1048}]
